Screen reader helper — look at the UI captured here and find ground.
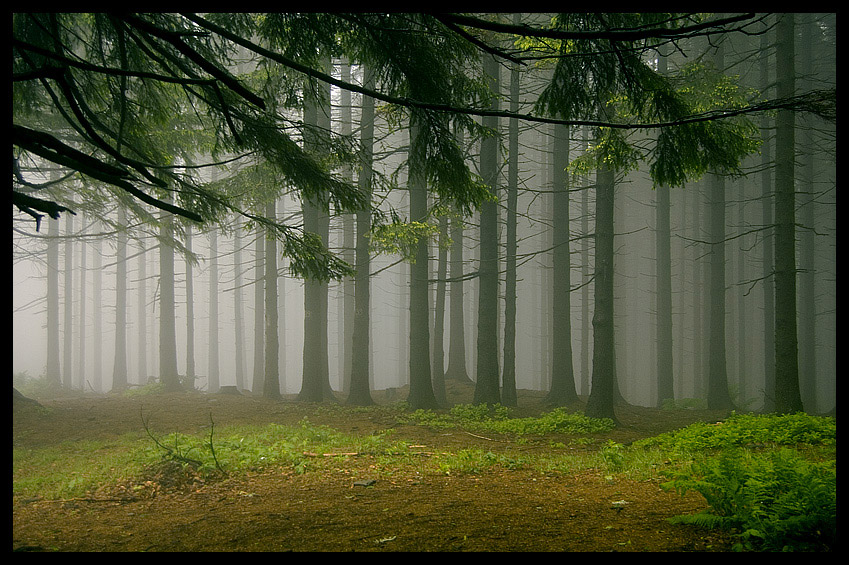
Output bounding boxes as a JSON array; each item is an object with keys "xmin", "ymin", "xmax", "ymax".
[{"xmin": 12, "ymin": 384, "xmax": 736, "ymax": 552}]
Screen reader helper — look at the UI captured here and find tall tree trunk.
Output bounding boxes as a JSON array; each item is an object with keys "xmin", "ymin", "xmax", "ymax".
[
  {"xmin": 252, "ymin": 231, "xmax": 265, "ymax": 394},
  {"xmin": 655, "ymin": 54, "xmax": 674, "ymax": 407},
  {"xmin": 580, "ymin": 127, "xmax": 591, "ymax": 398},
  {"xmin": 797, "ymin": 15, "xmax": 818, "ymax": 414},
  {"xmin": 759, "ymin": 24, "xmax": 776, "ymax": 413},
  {"xmin": 773, "ymin": 13, "xmax": 803, "ymax": 414},
  {"xmin": 339, "ymin": 60, "xmax": 356, "ymax": 395},
  {"xmin": 233, "ymin": 221, "xmax": 246, "ymax": 391},
  {"xmin": 185, "ymin": 227, "xmax": 196, "ymax": 388},
  {"xmin": 705, "ymin": 40, "xmax": 734, "ymax": 411},
  {"xmin": 406, "ymin": 120, "xmax": 439, "ymax": 410},
  {"xmin": 111, "ymin": 206, "xmax": 128, "ymax": 392},
  {"xmin": 432, "ymin": 215, "xmax": 449, "ymax": 406},
  {"xmin": 347, "ymin": 64, "xmax": 375, "ymax": 406},
  {"xmin": 300, "ymin": 54, "xmax": 334, "ymax": 402},
  {"xmin": 63, "ymin": 203, "xmax": 74, "ymax": 389},
  {"xmin": 137, "ymin": 239, "xmax": 148, "ymax": 384},
  {"xmin": 547, "ymin": 122, "xmax": 578, "ymax": 406},
  {"xmin": 45, "ymin": 199, "xmax": 60, "ymax": 385},
  {"xmin": 263, "ymin": 200, "xmax": 281, "ymax": 399},
  {"xmin": 92, "ymin": 236, "xmax": 102, "ymax": 392},
  {"xmin": 159, "ymin": 210, "xmax": 181, "ymax": 392},
  {"xmin": 473, "ymin": 53, "xmax": 502, "ymax": 406},
  {"xmin": 585, "ymin": 159, "xmax": 618, "ymax": 423},
  {"xmin": 77, "ymin": 226, "xmax": 86, "ymax": 390},
  {"xmin": 445, "ymin": 127, "xmax": 472, "ymax": 385},
  {"xmin": 207, "ymin": 227, "xmax": 220, "ymax": 393},
  {"xmin": 501, "ymin": 48, "xmax": 520, "ymax": 407}
]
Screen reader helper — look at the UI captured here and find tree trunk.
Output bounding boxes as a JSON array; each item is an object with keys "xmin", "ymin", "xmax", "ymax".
[
  {"xmin": 252, "ymin": 231, "xmax": 265, "ymax": 394},
  {"xmin": 501, "ymin": 49, "xmax": 520, "ymax": 407},
  {"xmin": 45, "ymin": 198, "xmax": 60, "ymax": 385},
  {"xmin": 185, "ymin": 227, "xmax": 196, "ymax": 388},
  {"xmin": 585, "ymin": 160, "xmax": 618, "ymax": 423},
  {"xmin": 547, "ymin": 121, "xmax": 578, "ymax": 406},
  {"xmin": 432, "ymin": 215, "xmax": 448, "ymax": 406},
  {"xmin": 263, "ymin": 200, "xmax": 281, "ymax": 400},
  {"xmin": 406, "ymin": 120, "xmax": 439, "ymax": 410},
  {"xmin": 136, "ymin": 240, "xmax": 148, "ymax": 384},
  {"xmin": 773, "ymin": 13, "xmax": 803, "ymax": 414},
  {"xmin": 111, "ymin": 206, "xmax": 128, "ymax": 392},
  {"xmin": 159, "ymin": 210, "xmax": 181, "ymax": 392},
  {"xmin": 207, "ymin": 227, "xmax": 220, "ymax": 393},
  {"xmin": 759, "ymin": 25, "xmax": 776, "ymax": 413},
  {"xmin": 347, "ymin": 64, "xmax": 376, "ymax": 406},
  {"xmin": 473, "ymin": 53, "xmax": 501, "ymax": 406},
  {"xmin": 233, "ymin": 221, "xmax": 246, "ymax": 391},
  {"xmin": 63, "ymin": 204, "xmax": 74, "ymax": 389}
]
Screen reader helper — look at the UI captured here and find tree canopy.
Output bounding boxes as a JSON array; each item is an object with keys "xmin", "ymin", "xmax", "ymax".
[{"xmin": 13, "ymin": 13, "xmax": 835, "ymax": 280}]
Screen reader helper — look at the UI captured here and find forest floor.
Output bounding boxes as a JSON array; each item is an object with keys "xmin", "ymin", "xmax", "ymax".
[{"xmin": 12, "ymin": 382, "xmax": 737, "ymax": 552}]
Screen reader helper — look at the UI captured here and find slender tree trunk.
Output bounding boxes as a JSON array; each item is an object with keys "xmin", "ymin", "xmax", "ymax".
[
  {"xmin": 185, "ymin": 227, "xmax": 196, "ymax": 388},
  {"xmin": 159, "ymin": 211, "xmax": 181, "ymax": 391},
  {"xmin": 407, "ymin": 120, "xmax": 439, "ymax": 410},
  {"xmin": 580, "ymin": 127, "xmax": 591, "ymax": 397},
  {"xmin": 263, "ymin": 200, "xmax": 281, "ymax": 400},
  {"xmin": 473, "ymin": 53, "xmax": 502, "ymax": 406},
  {"xmin": 45, "ymin": 202, "xmax": 60, "ymax": 385},
  {"xmin": 207, "ymin": 227, "xmax": 220, "ymax": 393},
  {"xmin": 759, "ymin": 25, "xmax": 776, "ymax": 413},
  {"xmin": 773, "ymin": 13, "xmax": 803, "ymax": 414},
  {"xmin": 252, "ymin": 232, "xmax": 265, "ymax": 394},
  {"xmin": 347, "ymin": 64, "xmax": 375, "ymax": 406},
  {"xmin": 63, "ymin": 204, "xmax": 74, "ymax": 389},
  {"xmin": 340, "ymin": 60, "xmax": 356, "ymax": 395},
  {"xmin": 797, "ymin": 16, "xmax": 818, "ymax": 414},
  {"xmin": 501, "ymin": 49, "xmax": 520, "ymax": 407},
  {"xmin": 655, "ymin": 54, "xmax": 674, "ymax": 407},
  {"xmin": 432, "ymin": 215, "xmax": 449, "ymax": 406},
  {"xmin": 77, "ymin": 228, "xmax": 86, "ymax": 390},
  {"xmin": 585, "ymin": 159, "xmax": 618, "ymax": 423},
  {"xmin": 547, "ymin": 122, "xmax": 578, "ymax": 406},
  {"xmin": 233, "ymin": 221, "xmax": 246, "ymax": 391},
  {"xmin": 300, "ymin": 54, "xmax": 334, "ymax": 402},
  {"xmin": 136, "ymin": 240, "xmax": 147, "ymax": 384},
  {"xmin": 111, "ymin": 206, "xmax": 128, "ymax": 392},
  {"xmin": 91, "ymin": 236, "xmax": 102, "ymax": 392}
]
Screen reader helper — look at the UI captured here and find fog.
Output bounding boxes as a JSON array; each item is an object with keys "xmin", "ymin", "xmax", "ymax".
[{"xmin": 12, "ymin": 14, "xmax": 836, "ymax": 414}]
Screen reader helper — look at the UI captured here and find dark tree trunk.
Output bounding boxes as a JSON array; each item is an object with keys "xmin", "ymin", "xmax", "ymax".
[
  {"xmin": 773, "ymin": 13, "xmax": 804, "ymax": 414},
  {"xmin": 546, "ymin": 121, "xmax": 578, "ymax": 406},
  {"xmin": 473, "ymin": 53, "xmax": 501, "ymax": 406},
  {"xmin": 347, "ymin": 64, "xmax": 376, "ymax": 407}
]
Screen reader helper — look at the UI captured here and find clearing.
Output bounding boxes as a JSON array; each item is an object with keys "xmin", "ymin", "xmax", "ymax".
[{"xmin": 13, "ymin": 384, "xmax": 736, "ymax": 552}]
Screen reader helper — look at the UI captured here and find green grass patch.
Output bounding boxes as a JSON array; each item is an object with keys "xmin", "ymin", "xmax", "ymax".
[{"xmin": 399, "ymin": 404, "xmax": 616, "ymax": 435}]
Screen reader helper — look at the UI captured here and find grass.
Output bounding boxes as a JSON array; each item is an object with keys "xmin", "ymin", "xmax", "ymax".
[{"xmin": 13, "ymin": 406, "xmax": 836, "ymax": 551}]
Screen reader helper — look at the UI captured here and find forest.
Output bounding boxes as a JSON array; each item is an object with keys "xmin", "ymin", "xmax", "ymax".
[{"xmin": 13, "ymin": 13, "xmax": 836, "ymax": 552}]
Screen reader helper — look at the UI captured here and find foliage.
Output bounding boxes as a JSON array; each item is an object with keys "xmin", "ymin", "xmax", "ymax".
[
  {"xmin": 400, "ymin": 404, "xmax": 615, "ymax": 435},
  {"xmin": 632, "ymin": 412, "xmax": 836, "ymax": 453},
  {"xmin": 662, "ymin": 447, "xmax": 836, "ymax": 551}
]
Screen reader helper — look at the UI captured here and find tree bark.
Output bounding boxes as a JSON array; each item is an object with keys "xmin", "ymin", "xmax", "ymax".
[
  {"xmin": 546, "ymin": 121, "xmax": 578, "ymax": 406},
  {"xmin": 473, "ymin": 53, "xmax": 501, "ymax": 406},
  {"xmin": 347, "ymin": 64, "xmax": 376, "ymax": 407},
  {"xmin": 773, "ymin": 13, "xmax": 804, "ymax": 414}
]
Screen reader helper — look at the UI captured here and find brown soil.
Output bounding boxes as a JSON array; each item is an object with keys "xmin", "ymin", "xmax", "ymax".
[{"xmin": 12, "ymin": 385, "xmax": 736, "ymax": 552}]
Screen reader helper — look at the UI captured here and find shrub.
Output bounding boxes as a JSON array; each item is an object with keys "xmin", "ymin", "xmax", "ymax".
[{"xmin": 662, "ymin": 447, "xmax": 836, "ymax": 551}]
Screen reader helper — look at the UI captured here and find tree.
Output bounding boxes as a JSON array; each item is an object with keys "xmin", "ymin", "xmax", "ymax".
[
  {"xmin": 773, "ymin": 13, "xmax": 804, "ymax": 414},
  {"xmin": 346, "ymin": 64, "xmax": 376, "ymax": 407},
  {"xmin": 546, "ymin": 121, "xmax": 579, "ymax": 406},
  {"xmin": 473, "ymin": 53, "xmax": 501, "ymax": 406},
  {"xmin": 111, "ymin": 207, "xmax": 128, "ymax": 392}
]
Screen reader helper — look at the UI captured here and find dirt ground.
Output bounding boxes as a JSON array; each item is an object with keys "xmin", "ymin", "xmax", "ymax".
[{"xmin": 12, "ymin": 384, "xmax": 736, "ymax": 552}]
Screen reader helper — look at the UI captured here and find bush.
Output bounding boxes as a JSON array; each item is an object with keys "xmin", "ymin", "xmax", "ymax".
[{"xmin": 662, "ymin": 447, "xmax": 836, "ymax": 551}]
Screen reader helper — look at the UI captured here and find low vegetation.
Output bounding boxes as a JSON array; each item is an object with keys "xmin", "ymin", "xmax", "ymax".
[{"xmin": 13, "ymin": 399, "xmax": 835, "ymax": 552}]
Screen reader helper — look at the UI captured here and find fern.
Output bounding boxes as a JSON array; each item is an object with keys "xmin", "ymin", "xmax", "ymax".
[{"xmin": 662, "ymin": 447, "xmax": 836, "ymax": 551}]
